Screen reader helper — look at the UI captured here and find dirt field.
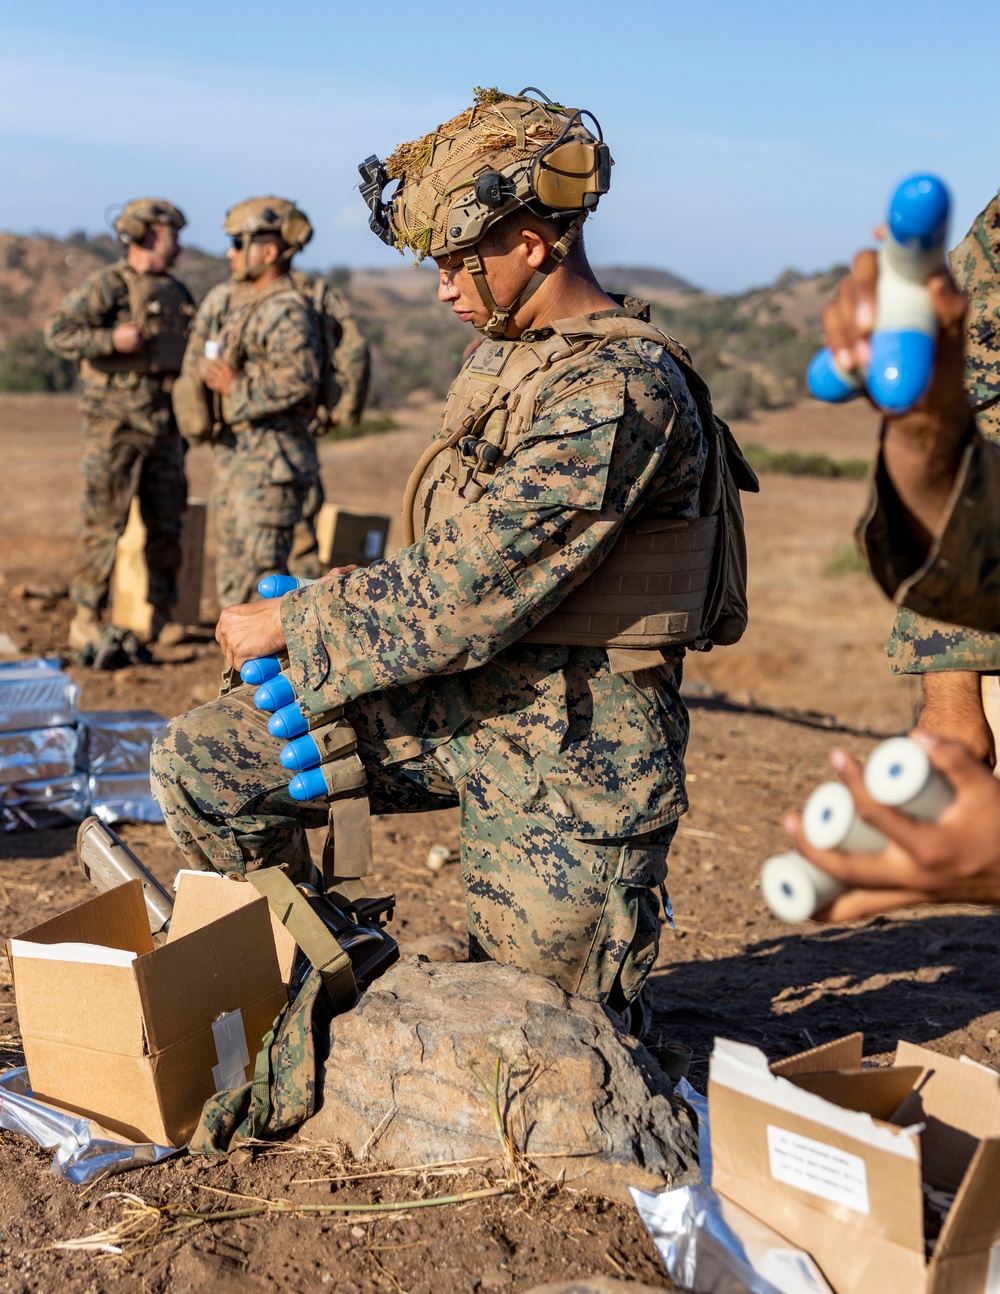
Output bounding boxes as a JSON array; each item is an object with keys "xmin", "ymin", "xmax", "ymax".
[{"xmin": 2, "ymin": 391, "xmax": 999, "ymax": 1294}]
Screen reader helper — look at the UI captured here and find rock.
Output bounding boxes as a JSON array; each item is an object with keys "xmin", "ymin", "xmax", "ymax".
[
  {"xmin": 402, "ymin": 932, "xmax": 468, "ymax": 962},
  {"xmin": 299, "ymin": 959, "xmax": 698, "ymax": 1201}
]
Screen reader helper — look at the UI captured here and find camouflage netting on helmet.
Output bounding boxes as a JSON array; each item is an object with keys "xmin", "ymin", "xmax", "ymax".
[{"xmin": 385, "ymin": 88, "xmax": 576, "ymax": 261}]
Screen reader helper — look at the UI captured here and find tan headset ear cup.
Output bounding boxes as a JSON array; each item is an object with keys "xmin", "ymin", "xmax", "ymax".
[
  {"xmin": 281, "ymin": 212, "xmax": 313, "ymax": 252},
  {"xmin": 116, "ymin": 213, "xmax": 148, "ymax": 243},
  {"xmin": 532, "ymin": 140, "xmax": 603, "ymax": 211}
]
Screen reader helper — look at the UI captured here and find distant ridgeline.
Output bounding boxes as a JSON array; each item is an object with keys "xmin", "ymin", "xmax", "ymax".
[{"xmin": 0, "ymin": 230, "xmax": 841, "ymax": 418}]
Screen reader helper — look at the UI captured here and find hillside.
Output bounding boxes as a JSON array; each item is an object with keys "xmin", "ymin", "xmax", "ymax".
[{"xmin": 0, "ymin": 230, "xmax": 838, "ymax": 416}]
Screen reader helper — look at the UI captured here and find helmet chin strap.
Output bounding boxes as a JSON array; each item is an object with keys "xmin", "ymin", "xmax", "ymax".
[{"xmin": 463, "ymin": 214, "xmax": 587, "ymax": 340}]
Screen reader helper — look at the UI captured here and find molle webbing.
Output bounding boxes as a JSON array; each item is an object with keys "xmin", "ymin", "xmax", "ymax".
[
  {"xmin": 410, "ymin": 309, "xmax": 728, "ymax": 651},
  {"xmin": 521, "ymin": 515, "xmax": 718, "ymax": 647},
  {"xmin": 86, "ymin": 264, "xmax": 192, "ymax": 378}
]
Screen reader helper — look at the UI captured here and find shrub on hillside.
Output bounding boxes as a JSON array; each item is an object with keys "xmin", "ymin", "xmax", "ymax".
[{"xmin": 0, "ymin": 331, "xmax": 76, "ymax": 392}]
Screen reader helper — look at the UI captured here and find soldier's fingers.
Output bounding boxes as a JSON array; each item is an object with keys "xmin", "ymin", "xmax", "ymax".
[
  {"xmin": 912, "ymin": 729, "xmax": 991, "ymax": 794},
  {"xmin": 825, "ymin": 745, "xmax": 954, "ymax": 858},
  {"xmin": 819, "ymin": 887, "xmax": 932, "ymax": 922},
  {"xmin": 926, "ymin": 270, "xmax": 966, "ymax": 332},
  {"xmin": 851, "ymin": 249, "xmax": 878, "ymax": 334},
  {"xmin": 822, "ymin": 297, "xmax": 856, "ymax": 375}
]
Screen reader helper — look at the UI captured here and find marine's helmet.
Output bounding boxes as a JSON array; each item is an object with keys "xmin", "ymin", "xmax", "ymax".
[
  {"xmin": 358, "ymin": 87, "xmax": 612, "ymax": 337},
  {"xmin": 114, "ymin": 198, "xmax": 186, "ymax": 245},
  {"xmin": 223, "ymin": 197, "xmax": 313, "ymax": 283},
  {"xmin": 224, "ymin": 197, "xmax": 313, "ymax": 254}
]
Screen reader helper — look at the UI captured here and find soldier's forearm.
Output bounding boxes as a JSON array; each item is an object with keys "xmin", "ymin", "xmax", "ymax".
[{"xmin": 44, "ymin": 321, "xmax": 116, "ymax": 361}]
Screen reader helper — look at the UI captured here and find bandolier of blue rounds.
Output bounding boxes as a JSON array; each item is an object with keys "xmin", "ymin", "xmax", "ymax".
[{"xmin": 243, "ymin": 575, "xmax": 328, "ymax": 801}]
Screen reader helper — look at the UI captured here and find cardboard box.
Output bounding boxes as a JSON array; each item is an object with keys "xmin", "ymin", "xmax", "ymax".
[
  {"xmin": 316, "ymin": 504, "xmax": 390, "ymax": 569},
  {"xmin": 709, "ymin": 1033, "xmax": 1000, "ymax": 1293},
  {"xmin": 6, "ymin": 875, "xmax": 287, "ymax": 1147},
  {"xmin": 112, "ymin": 496, "xmax": 207, "ymax": 635}
]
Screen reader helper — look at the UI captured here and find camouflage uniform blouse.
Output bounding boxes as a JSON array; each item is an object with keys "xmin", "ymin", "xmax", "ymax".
[
  {"xmin": 277, "ymin": 303, "xmax": 709, "ymax": 840},
  {"xmin": 884, "ymin": 189, "xmax": 1000, "ymax": 671}
]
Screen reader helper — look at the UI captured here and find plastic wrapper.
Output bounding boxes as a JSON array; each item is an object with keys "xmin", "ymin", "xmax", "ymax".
[
  {"xmin": 1, "ymin": 772, "xmax": 90, "ymax": 832},
  {"xmin": 0, "ymin": 1068, "xmax": 179, "ymax": 1183},
  {"xmin": 0, "ymin": 724, "xmax": 81, "ymax": 788},
  {"xmin": 676, "ymin": 1075, "xmax": 712, "ymax": 1184},
  {"xmin": 0, "ymin": 659, "xmax": 79, "ymax": 733},
  {"xmin": 89, "ymin": 773, "xmax": 164, "ymax": 824},
  {"xmin": 631, "ymin": 1182, "xmax": 833, "ymax": 1294},
  {"xmin": 81, "ymin": 711, "xmax": 165, "ymax": 824}
]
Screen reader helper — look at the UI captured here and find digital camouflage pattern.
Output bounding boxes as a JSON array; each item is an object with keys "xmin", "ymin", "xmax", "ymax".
[
  {"xmin": 45, "ymin": 262, "xmax": 193, "ymax": 613},
  {"xmin": 190, "ymin": 966, "xmax": 327, "ymax": 1154},
  {"xmin": 152, "ymin": 301, "xmax": 708, "ymax": 1009},
  {"xmin": 884, "ymin": 191, "xmax": 1000, "ymax": 673},
  {"xmin": 183, "ymin": 274, "xmax": 322, "ymax": 606}
]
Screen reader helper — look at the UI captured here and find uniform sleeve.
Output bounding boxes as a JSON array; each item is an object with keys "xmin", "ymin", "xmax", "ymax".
[
  {"xmin": 886, "ymin": 604, "xmax": 1000, "ymax": 673},
  {"xmin": 226, "ymin": 300, "xmax": 321, "ymax": 422},
  {"xmin": 44, "ymin": 272, "xmax": 123, "ymax": 361},
  {"xmin": 281, "ymin": 346, "xmax": 704, "ymax": 712},
  {"xmin": 858, "ymin": 431, "xmax": 1000, "ymax": 633}
]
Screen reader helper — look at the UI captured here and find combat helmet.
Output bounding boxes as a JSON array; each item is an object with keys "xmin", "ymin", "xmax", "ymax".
[
  {"xmin": 114, "ymin": 198, "xmax": 186, "ymax": 245},
  {"xmin": 224, "ymin": 197, "xmax": 313, "ymax": 281},
  {"xmin": 358, "ymin": 87, "xmax": 612, "ymax": 338}
]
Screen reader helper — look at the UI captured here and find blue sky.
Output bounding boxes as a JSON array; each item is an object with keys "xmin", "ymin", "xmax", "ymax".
[{"xmin": 1, "ymin": 0, "xmax": 995, "ymax": 292}]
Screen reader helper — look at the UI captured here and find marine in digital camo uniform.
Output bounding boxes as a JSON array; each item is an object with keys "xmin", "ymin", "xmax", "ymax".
[
  {"xmin": 176, "ymin": 198, "xmax": 323, "ymax": 608},
  {"xmin": 883, "ymin": 191, "xmax": 1000, "ymax": 763},
  {"xmin": 44, "ymin": 198, "xmax": 194, "ymax": 650},
  {"xmin": 152, "ymin": 90, "xmax": 756, "ymax": 1021}
]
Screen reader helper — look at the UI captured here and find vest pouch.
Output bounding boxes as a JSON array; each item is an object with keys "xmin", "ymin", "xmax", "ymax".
[
  {"xmin": 171, "ymin": 373, "xmax": 214, "ymax": 443},
  {"xmin": 147, "ymin": 307, "xmax": 194, "ymax": 374}
]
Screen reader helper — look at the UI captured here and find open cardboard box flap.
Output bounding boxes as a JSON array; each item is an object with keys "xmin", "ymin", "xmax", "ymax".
[
  {"xmin": 7, "ymin": 876, "xmax": 288, "ymax": 1147},
  {"xmin": 709, "ymin": 1034, "xmax": 1000, "ymax": 1293}
]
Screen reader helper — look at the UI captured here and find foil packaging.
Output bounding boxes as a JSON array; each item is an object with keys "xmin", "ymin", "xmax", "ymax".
[
  {"xmin": 0, "ymin": 725, "xmax": 81, "ymax": 787},
  {"xmin": 1, "ymin": 773, "xmax": 90, "ymax": 832},
  {"xmin": 0, "ymin": 1068, "xmax": 179, "ymax": 1184},
  {"xmin": 0, "ymin": 659, "xmax": 79, "ymax": 733},
  {"xmin": 81, "ymin": 710, "xmax": 166, "ymax": 824}
]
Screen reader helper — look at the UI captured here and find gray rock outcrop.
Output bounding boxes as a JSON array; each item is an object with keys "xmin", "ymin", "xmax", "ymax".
[{"xmin": 299, "ymin": 958, "xmax": 699, "ymax": 1201}]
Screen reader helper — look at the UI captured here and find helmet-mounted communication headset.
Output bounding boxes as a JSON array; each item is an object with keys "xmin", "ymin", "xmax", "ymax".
[
  {"xmin": 358, "ymin": 88, "xmax": 612, "ymax": 338},
  {"xmin": 113, "ymin": 198, "xmax": 186, "ymax": 250}
]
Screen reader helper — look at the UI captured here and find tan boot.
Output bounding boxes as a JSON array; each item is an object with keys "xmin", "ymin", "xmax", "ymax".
[
  {"xmin": 149, "ymin": 608, "xmax": 186, "ymax": 647},
  {"xmin": 68, "ymin": 606, "xmax": 102, "ymax": 651}
]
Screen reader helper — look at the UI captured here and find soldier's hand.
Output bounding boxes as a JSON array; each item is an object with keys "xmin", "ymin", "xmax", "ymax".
[
  {"xmin": 111, "ymin": 322, "xmax": 144, "ymax": 353},
  {"xmin": 216, "ymin": 598, "xmax": 286, "ymax": 669},
  {"xmin": 204, "ymin": 359, "xmax": 238, "ymax": 396},
  {"xmin": 823, "ymin": 248, "xmax": 969, "ymax": 542},
  {"xmin": 784, "ymin": 731, "xmax": 1000, "ymax": 920}
]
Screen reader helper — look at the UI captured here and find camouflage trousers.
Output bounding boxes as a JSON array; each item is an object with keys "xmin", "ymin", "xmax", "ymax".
[
  {"xmin": 71, "ymin": 414, "xmax": 186, "ymax": 614},
  {"xmin": 212, "ymin": 427, "xmax": 320, "ymax": 607},
  {"xmin": 150, "ymin": 683, "xmax": 675, "ymax": 1010}
]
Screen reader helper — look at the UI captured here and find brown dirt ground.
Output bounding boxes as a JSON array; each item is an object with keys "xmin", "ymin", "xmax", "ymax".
[{"xmin": 3, "ymin": 391, "xmax": 1000, "ymax": 1294}]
